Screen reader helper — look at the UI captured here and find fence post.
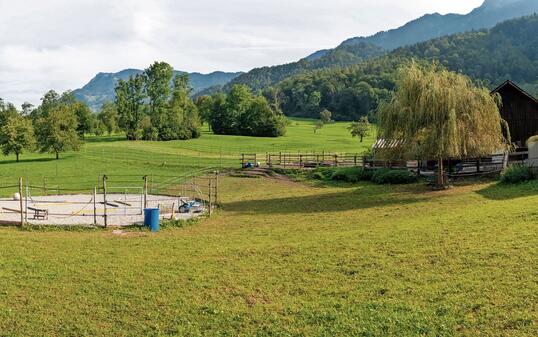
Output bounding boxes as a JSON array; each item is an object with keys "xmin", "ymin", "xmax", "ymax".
[
  {"xmin": 143, "ymin": 175, "xmax": 148, "ymax": 209},
  {"xmin": 25, "ymin": 178, "xmax": 29, "ymax": 224},
  {"xmin": 93, "ymin": 187, "xmax": 97, "ymax": 226},
  {"xmin": 19, "ymin": 177, "xmax": 24, "ymax": 227},
  {"xmin": 334, "ymin": 154, "xmax": 338, "ymax": 167},
  {"xmin": 103, "ymin": 175, "xmax": 108, "ymax": 228},
  {"xmin": 215, "ymin": 172, "xmax": 219, "ymax": 206},
  {"xmin": 208, "ymin": 179, "xmax": 212, "ymax": 217}
]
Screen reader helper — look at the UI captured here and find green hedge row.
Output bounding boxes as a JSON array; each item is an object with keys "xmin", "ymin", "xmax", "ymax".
[{"xmin": 309, "ymin": 167, "xmax": 418, "ymax": 185}]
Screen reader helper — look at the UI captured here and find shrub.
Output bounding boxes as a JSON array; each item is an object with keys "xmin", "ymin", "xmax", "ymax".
[
  {"xmin": 310, "ymin": 171, "xmax": 327, "ymax": 180},
  {"xmin": 500, "ymin": 165, "xmax": 536, "ymax": 184},
  {"xmin": 330, "ymin": 167, "xmax": 373, "ymax": 183},
  {"xmin": 308, "ymin": 167, "xmax": 336, "ymax": 180},
  {"xmin": 371, "ymin": 169, "xmax": 418, "ymax": 185}
]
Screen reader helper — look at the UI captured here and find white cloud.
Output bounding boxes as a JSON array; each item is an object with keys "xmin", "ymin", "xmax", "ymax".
[{"xmin": 0, "ymin": 0, "xmax": 483, "ymax": 106}]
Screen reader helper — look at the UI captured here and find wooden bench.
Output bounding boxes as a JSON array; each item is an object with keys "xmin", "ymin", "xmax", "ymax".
[{"xmin": 28, "ymin": 207, "xmax": 49, "ymax": 220}]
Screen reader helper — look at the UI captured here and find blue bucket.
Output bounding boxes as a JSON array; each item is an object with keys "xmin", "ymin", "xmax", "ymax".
[{"xmin": 144, "ymin": 208, "xmax": 160, "ymax": 232}]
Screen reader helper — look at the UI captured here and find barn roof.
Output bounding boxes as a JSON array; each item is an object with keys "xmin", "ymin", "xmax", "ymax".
[
  {"xmin": 372, "ymin": 138, "xmax": 404, "ymax": 150},
  {"xmin": 491, "ymin": 80, "xmax": 538, "ymax": 104}
]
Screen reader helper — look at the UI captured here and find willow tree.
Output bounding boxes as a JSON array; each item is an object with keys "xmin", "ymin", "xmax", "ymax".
[{"xmin": 377, "ymin": 62, "xmax": 509, "ymax": 186}]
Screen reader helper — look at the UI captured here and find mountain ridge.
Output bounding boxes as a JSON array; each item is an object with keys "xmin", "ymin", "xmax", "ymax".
[
  {"xmin": 73, "ymin": 69, "xmax": 243, "ymax": 111},
  {"xmin": 231, "ymin": 0, "xmax": 538, "ymax": 90}
]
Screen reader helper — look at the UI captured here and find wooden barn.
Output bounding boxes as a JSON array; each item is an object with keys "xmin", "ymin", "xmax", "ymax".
[{"xmin": 491, "ymin": 80, "xmax": 538, "ymax": 148}]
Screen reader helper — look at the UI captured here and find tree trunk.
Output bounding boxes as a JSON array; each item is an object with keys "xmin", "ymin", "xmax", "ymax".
[
  {"xmin": 56, "ymin": 152, "xmax": 59, "ymax": 160},
  {"xmin": 360, "ymin": 135, "xmax": 364, "ymax": 143},
  {"xmin": 437, "ymin": 158, "xmax": 445, "ymax": 186},
  {"xmin": 16, "ymin": 153, "xmax": 19, "ymax": 162}
]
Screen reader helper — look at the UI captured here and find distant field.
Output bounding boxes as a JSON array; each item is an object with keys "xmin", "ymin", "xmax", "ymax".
[
  {"xmin": 0, "ymin": 118, "xmax": 374, "ymax": 193},
  {"xmin": 0, "ymin": 176, "xmax": 536, "ymax": 336}
]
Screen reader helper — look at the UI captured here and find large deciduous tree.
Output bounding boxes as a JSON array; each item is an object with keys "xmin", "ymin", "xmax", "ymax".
[
  {"xmin": 35, "ymin": 105, "xmax": 81, "ymax": 160},
  {"xmin": 145, "ymin": 62, "xmax": 174, "ymax": 136},
  {"xmin": 378, "ymin": 62, "xmax": 508, "ymax": 186},
  {"xmin": 348, "ymin": 116, "xmax": 370, "ymax": 143},
  {"xmin": 0, "ymin": 114, "xmax": 36, "ymax": 162},
  {"xmin": 115, "ymin": 74, "xmax": 146, "ymax": 140},
  {"xmin": 97, "ymin": 102, "xmax": 118, "ymax": 135}
]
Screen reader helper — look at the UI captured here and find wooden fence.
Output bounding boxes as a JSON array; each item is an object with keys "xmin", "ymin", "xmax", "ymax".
[
  {"xmin": 264, "ymin": 153, "xmax": 411, "ymax": 169},
  {"xmin": 240, "ymin": 151, "xmax": 531, "ymax": 176}
]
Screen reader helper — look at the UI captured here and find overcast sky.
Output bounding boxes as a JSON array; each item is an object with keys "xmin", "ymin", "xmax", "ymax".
[{"xmin": 0, "ymin": 0, "xmax": 483, "ymax": 106}]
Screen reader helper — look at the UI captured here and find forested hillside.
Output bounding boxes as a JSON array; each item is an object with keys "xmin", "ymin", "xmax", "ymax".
[
  {"xmin": 273, "ymin": 15, "xmax": 538, "ymax": 121},
  {"xmin": 341, "ymin": 0, "xmax": 538, "ymax": 50},
  {"xmin": 224, "ymin": 43, "xmax": 385, "ymax": 92},
  {"xmin": 225, "ymin": 0, "xmax": 538, "ymax": 93}
]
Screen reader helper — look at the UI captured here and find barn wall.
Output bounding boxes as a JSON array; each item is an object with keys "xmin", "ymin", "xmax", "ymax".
[{"xmin": 496, "ymin": 85, "xmax": 538, "ymax": 147}]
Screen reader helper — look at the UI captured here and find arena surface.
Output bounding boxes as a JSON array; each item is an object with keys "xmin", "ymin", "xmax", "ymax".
[{"xmin": 0, "ymin": 194, "xmax": 204, "ymax": 226}]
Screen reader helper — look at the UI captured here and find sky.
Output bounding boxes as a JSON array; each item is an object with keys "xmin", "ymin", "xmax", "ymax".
[{"xmin": 0, "ymin": 0, "xmax": 483, "ymax": 107}]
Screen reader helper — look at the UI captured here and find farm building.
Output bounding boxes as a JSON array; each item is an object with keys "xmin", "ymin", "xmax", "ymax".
[{"xmin": 491, "ymin": 80, "xmax": 538, "ymax": 148}]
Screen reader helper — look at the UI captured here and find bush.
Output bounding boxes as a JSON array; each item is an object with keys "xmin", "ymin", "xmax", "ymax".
[
  {"xmin": 330, "ymin": 167, "xmax": 373, "ymax": 183},
  {"xmin": 371, "ymin": 169, "xmax": 418, "ymax": 185},
  {"xmin": 307, "ymin": 167, "xmax": 335, "ymax": 180},
  {"xmin": 500, "ymin": 165, "xmax": 536, "ymax": 184}
]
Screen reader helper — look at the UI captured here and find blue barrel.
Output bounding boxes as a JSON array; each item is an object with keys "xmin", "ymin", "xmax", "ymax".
[{"xmin": 144, "ymin": 208, "xmax": 160, "ymax": 232}]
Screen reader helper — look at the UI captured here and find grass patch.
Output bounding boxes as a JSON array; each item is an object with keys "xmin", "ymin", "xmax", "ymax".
[
  {"xmin": 0, "ymin": 118, "xmax": 373, "ymax": 196},
  {"xmin": 0, "ymin": 177, "xmax": 536, "ymax": 335}
]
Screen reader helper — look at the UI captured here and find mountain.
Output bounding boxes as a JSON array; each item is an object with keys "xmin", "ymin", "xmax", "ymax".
[
  {"xmin": 228, "ymin": 0, "xmax": 538, "ymax": 91},
  {"xmin": 274, "ymin": 14, "xmax": 538, "ymax": 121},
  {"xmin": 73, "ymin": 69, "xmax": 242, "ymax": 110},
  {"xmin": 224, "ymin": 42, "xmax": 385, "ymax": 92},
  {"xmin": 341, "ymin": 0, "xmax": 538, "ymax": 51}
]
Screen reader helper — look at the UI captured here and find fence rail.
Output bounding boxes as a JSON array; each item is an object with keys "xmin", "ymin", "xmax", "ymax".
[{"xmin": 252, "ymin": 151, "xmax": 532, "ymax": 176}]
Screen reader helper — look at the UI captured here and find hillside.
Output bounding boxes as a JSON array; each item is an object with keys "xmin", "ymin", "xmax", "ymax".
[
  {"xmin": 226, "ymin": 0, "xmax": 538, "ymax": 91},
  {"xmin": 73, "ymin": 69, "xmax": 242, "ymax": 111},
  {"xmin": 223, "ymin": 42, "xmax": 385, "ymax": 92},
  {"xmin": 275, "ymin": 15, "xmax": 538, "ymax": 121},
  {"xmin": 341, "ymin": 0, "xmax": 538, "ymax": 50}
]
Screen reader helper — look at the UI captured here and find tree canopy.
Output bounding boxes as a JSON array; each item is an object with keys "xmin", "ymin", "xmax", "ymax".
[
  {"xmin": 0, "ymin": 114, "xmax": 36, "ymax": 162},
  {"xmin": 377, "ymin": 62, "xmax": 509, "ymax": 185}
]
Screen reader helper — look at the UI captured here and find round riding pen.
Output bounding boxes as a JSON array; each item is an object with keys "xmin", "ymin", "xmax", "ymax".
[{"xmin": 0, "ymin": 171, "xmax": 219, "ymax": 227}]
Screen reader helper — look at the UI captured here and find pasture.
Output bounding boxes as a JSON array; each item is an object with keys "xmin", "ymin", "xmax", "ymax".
[
  {"xmin": 0, "ymin": 176, "xmax": 537, "ymax": 336},
  {"xmin": 0, "ymin": 119, "xmax": 374, "ymax": 194}
]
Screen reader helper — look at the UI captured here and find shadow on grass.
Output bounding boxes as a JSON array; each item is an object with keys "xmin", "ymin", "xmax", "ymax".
[
  {"xmin": 84, "ymin": 135, "xmax": 125, "ymax": 143},
  {"xmin": 223, "ymin": 184, "xmax": 429, "ymax": 214},
  {"xmin": 0, "ymin": 157, "xmax": 57, "ymax": 165},
  {"xmin": 476, "ymin": 180, "xmax": 538, "ymax": 201}
]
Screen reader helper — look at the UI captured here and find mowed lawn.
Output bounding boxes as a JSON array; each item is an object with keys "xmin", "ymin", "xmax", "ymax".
[
  {"xmin": 0, "ymin": 176, "xmax": 537, "ymax": 336},
  {"xmin": 0, "ymin": 119, "xmax": 373, "ymax": 192}
]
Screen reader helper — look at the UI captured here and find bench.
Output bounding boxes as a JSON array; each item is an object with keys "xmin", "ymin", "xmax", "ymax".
[{"xmin": 28, "ymin": 207, "xmax": 49, "ymax": 220}]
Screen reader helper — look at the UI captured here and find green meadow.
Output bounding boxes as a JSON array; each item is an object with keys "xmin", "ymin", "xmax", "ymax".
[
  {"xmin": 0, "ymin": 118, "xmax": 374, "ymax": 192},
  {"xmin": 0, "ymin": 176, "xmax": 537, "ymax": 336},
  {"xmin": 1, "ymin": 118, "xmax": 537, "ymax": 336}
]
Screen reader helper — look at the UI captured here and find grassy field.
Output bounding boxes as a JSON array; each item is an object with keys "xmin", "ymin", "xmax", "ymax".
[
  {"xmin": 0, "ymin": 175, "xmax": 537, "ymax": 336},
  {"xmin": 0, "ymin": 118, "xmax": 374, "ymax": 193}
]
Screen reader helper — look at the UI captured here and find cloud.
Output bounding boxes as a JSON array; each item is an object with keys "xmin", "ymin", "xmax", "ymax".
[{"xmin": 0, "ymin": 0, "xmax": 483, "ymax": 106}]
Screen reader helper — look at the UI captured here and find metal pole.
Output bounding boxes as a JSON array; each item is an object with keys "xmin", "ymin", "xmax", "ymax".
[
  {"xmin": 103, "ymin": 175, "xmax": 108, "ymax": 228},
  {"xmin": 93, "ymin": 187, "xmax": 97, "ymax": 226},
  {"xmin": 18, "ymin": 178, "xmax": 24, "ymax": 226},
  {"xmin": 25, "ymin": 177, "xmax": 29, "ymax": 224},
  {"xmin": 208, "ymin": 179, "xmax": 212, "ymax": 217},
  {"xmin": 143, "ymin": 176, "xmax": 148, "ymax": 209}
]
